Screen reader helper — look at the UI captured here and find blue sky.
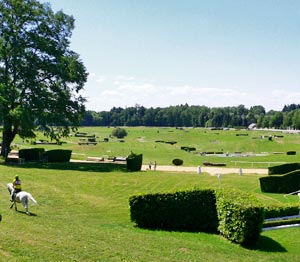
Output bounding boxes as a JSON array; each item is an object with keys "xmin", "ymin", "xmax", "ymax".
[{"xmin": 42, "ymin": 0, "xmax": 300, "ymax": 112}]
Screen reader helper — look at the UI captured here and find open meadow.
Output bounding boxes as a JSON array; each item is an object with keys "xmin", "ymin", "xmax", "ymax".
[
  {"xmin": 0, "ymin": 127, "xmax": 300, "ymax": 261},
  {"xmin": 15, "ymin": 126, "xmax": 300, "ymax": 168}
]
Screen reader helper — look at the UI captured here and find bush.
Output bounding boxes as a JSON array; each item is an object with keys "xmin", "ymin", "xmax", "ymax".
[
  {"xmin": 263, "ymin": 204, "xmax": 300, "ymax": 219},
  {"xmin": 260, "ymin": 170, "xmax": 300, "ymax": 193},
  {"xmin": 111, "ymin": 127, "xmax": 127, "ymax": 139},
  {"xmin": 287, "ymin": 151, "xmax": 296, "ymax": 155},
  {"xmin": 215, "ymin": 189, "xmax": 264, "ymax": 246},
  {"xmin": 172, "ymin": 159, "xmax": 183, "ymax": 166},
  {"xmin": 19, "ymin": 148, "xmax": 45, "ymax": 161},
  {"xmin": 44, "ymin": 149, "xmax": 72, "ymax": 162},
  {"xmin": 268, "ymin": 162, "xmax": 300, "ymax": 175},
  {"xmin": 180, "ymin": 146, "xmax": 196, "ymax": 152},
  {"xmin": 129, "ymin": 189, "xmax": 218, "ymax": 232},
  {"xmin": 126, "ymin": 152, "xmax": 143, "ymax": 171}
]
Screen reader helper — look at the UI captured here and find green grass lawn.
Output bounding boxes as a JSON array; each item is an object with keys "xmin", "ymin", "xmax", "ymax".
[
  {"xmin": 12, "ymin": 127, "xmax": 300, "ymax": 169},
  {"xmin": 0, "ymin": 162, "xmax": 299, "ymax": 261}
]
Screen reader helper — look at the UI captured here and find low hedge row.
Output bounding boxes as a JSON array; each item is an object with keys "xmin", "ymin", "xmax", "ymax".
[
  {"xmin": 44, "ymin": 149, "xmax": 72, "ymax": 162},
  {"xmin": 129, "ymin": 189, "xmax": 218, "ymax": 233},
  {"xmin": 19, "ymin": 148, "xmax": 45, "ymax": 161},
  {"xmin": 263, "ymin": 204, "xmax": 300, "ymax": 219},
  {"xmin": 129, "ymin": 189, "xmax": 264, "ymax": 245},
  {"xmin": 268, "ymin": 162, "xmax": 300, "ymax": 175},
  {"xmin": 260, "ymin": 170, "xmax": 300, "ymax": 193},
  {"xmin": 180, "ymin": 146, "xmax": 196, "ymax": 152},
  {"xmin": 19, "ymin": 148, "xmax": 72, "ymax": 162}
]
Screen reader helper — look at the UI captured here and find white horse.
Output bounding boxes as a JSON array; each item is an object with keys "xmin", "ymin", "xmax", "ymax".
[{"xmin": 7, "ymin": 183, "xmax": 38, "ymax": 215}]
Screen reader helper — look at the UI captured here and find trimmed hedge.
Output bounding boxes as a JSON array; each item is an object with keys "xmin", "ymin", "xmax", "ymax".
[
  {"xmin": 129, "ymin": 189, "xmax": 218, "ymax": 232},
  {"xmin": 260, "ymin": 170, "xmax": 300, "ymax": 193},
  {"xmin": 287, "ymin": 151, "xmax": 296, "ymax": 155},
  {"xmin": 129, "ymin": 188, "xmax": 264, "ymax": 245},
  {"xmin": 19, "ymin": 148, "xmax": 45, "ymax": 161},
  {"xmin": 268, "ymin": 162, "xmax": 300, "ymax": 175},
  {"xmin": 44, "ymin": 149, "xmax": 72, "ymax": 162},
  {"xmin": 264, "ymin": 204, "xmax": 300, "ymax": 219},
  {"xmin": 180, "ymin": 146, "xmax": 196, "ymax": 152},
  {"xmin": 126, "ymin": 153, "xmax": 143, "ymax": 171},
  {"xmin": 216, "ymin": 189, "xmax": 264, "ymax": 246}
]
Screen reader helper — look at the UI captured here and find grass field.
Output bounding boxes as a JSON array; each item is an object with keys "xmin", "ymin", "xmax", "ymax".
[
  {"xmin": 16, "ymin": 126, "xmax": 300, "ymax": 168},
  {"xmin": 0, "ymin": 161, "xmax": 300, "ymax": 262},
  {"xmin": 1, "ymin": 127, "xmax": 300, "ymax": 261}
]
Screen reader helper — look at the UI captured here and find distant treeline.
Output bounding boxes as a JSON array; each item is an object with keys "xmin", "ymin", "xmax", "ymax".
[{"xmin": 80, "ymin": 103, "xmax": 300, "ymax": 129}]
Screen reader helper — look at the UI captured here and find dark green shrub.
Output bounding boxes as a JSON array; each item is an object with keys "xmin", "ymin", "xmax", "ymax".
[
  {"xmin": 181, "ymin": 146, "xmax": 196, "ymax": 152},
  {"xmin": 263, "ymin": 218, "xmax": 300, "ymax": 228},
  {"xmin": 129, "ymin": 189, "xmax": 218, "ymax": 232},
  {"xmin": 268, "ymin": 163, "xmax": 300, "ymax": 175},
  {"xmin": 215, "ymin": 189, "xmax": 264, "ymax": 246},
  {"xmin": 19, "ymin": 148, "xmax": 45, "ymax": 161},
  {"xmin": 44, "ymin": 149, "xmax": 72, "ymax": 162},
  {"xmin": 264, "ymin": 204, "xmax": 300, "ymax": 219},
  {"xmin": 172, "ymin": 159, "xmax": 183, "ymax": 166},
  {"xmin": 260, "ymin": 170, "xmax": 300, "ymax": 193},
  {"xmin": 111, "ymin": 127, "xmax": 127, "ymax": 139},
  {"xmin": 287, "ymin": 151, "xmax": 296, "ymax": 155},
  {"xmin": 165, "ymin": 141, "xmax": 177, "ymax": 145},
  {"xmin": 88, "ymin": 137, "xmax": 96, "ymax": 142},
  {"xmin": 127, "ymin": 153, "xmax": 143, "ymax": 171}
]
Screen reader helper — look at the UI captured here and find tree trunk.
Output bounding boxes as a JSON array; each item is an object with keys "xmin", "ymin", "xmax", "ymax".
[{"xmin": 1, "ymin": 125, "xmax": 16, "ymax": 158}]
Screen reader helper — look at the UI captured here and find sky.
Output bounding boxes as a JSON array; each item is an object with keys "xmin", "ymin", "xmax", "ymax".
[{"xmin": 41, "ymin": 0, "xmax": 300, "ymax": 112}]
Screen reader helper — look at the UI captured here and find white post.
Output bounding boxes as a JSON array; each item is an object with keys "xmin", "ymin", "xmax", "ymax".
[
  {"xmin": 217, "ymin": 174, "xmax": 222, "ymax": 189},
  {"xmin": 197, "ymin": 166, "xmax": 201, "ymax": 174},
  {"xmin": 239, "ymin": 167, "xmax": 243, "ymax": 176}
]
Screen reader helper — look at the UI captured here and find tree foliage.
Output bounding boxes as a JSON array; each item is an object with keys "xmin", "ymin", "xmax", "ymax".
[
  {"xmin": 81, "ymin": 104, "xmax": 300, "ymax": 130},
  {"xmin": 0, "ymin": 0, "xmax": 87, "ymax": 156}
]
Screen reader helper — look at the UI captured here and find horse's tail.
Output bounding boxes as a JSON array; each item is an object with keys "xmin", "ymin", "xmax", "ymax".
[
  {"xmin": 28, "ymin": 194, "xmax": 38, "ymax": 205},
  {"xmin": 7, "ymin": 183, "xmax": 13, "ymax": 193}
]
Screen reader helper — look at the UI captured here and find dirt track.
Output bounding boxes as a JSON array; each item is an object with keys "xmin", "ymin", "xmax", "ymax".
[{"xmin": 142, "ymin": 165, "xmax": 268, "ymax": 175}]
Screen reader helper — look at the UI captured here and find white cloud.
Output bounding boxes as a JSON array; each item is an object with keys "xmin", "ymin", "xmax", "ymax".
[{"xmin": 83, "ymin": 74, "xmax": 300, "ymax": 112}]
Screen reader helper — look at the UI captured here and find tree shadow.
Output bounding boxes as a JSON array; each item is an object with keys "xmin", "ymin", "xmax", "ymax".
[
  {"xmin": 2, "ymin": 161, "xmax": 128, "ymax": 173},
  {"xmin": 243, "ymin": 235, "xmax": 287, "ymax": 252}
]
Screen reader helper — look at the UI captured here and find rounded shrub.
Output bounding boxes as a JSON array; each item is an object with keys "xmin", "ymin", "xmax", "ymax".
[{"xmin": 172, "ymin": 159, "xmax": 183, "ymax": 166}]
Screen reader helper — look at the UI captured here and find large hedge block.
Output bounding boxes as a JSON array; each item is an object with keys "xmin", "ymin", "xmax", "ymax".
[
  {"xmin": 19, "ymin": 148, "xmax": 45, "ymax": 161},
  {"xmin": 127, "ymin": 153, "xmax": 143, "ymax": 171},
  {"xmin": 268, "ymin": 163, "xmax": 300, "ymax": 175},
  {"xmin": 260, "ymin": 170, "xmax": 300, "ymax": 193},
  {"xmin": 44, "ymin": 149, "xmax": 72, "ymax": 162},
  {"xmin": 215, "ymin": 189, "xmax": 264, "ymax": 246},
  {"xmin": 129, "ymin": 189, "xmax": 218, "ymax": 232}
]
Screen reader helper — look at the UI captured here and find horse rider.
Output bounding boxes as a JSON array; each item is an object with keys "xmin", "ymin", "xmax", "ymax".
[{"xmin": 10, "ymin": 175, "xmax": 22, "ymax": 202}]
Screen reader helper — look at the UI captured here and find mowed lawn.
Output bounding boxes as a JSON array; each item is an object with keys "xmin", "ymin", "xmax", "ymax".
[
  {"xmin": 19, "ymin": 126, "xmax": 300, "ymax": 169},
  {"xmin": 0, "ymin": 163, "xmax": 299, "ymax": 262}
]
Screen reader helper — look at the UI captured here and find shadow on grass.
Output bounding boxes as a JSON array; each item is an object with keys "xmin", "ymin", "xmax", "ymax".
[
  {"xmin": 15, "ymin": 210, "xmax": 38, "ymax": 217},
  {"xmin": 2, "ymin": 161, "xmax": 129, "ymax": 173},
  {"xmin": 243, "ymin": 235, "xmax": 287, "ymax": 252}
]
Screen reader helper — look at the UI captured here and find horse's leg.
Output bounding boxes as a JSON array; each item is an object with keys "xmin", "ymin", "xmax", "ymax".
[
  {"xmin": 14, "ymin": 201, "xmax": 17, "ymax": 211},
  {"xmin": 23, "ymin": 198, "xmax": 30, "ymax": 215}
]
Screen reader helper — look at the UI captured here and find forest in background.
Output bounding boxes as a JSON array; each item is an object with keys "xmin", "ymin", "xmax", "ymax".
[{"xmin": 80, "ymin": 103, "xmax": 300, "ymax": 129}]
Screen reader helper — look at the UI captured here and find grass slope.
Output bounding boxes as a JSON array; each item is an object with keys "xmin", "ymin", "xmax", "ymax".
[{"xmin": 0, "ymin": 163, "xmax": 299, "ymax": 261}]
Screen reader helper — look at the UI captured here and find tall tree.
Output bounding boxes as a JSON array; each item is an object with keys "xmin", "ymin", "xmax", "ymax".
[{"xmin": 0, "ymin": 0, "xmax": 87, "ymax": 156}]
